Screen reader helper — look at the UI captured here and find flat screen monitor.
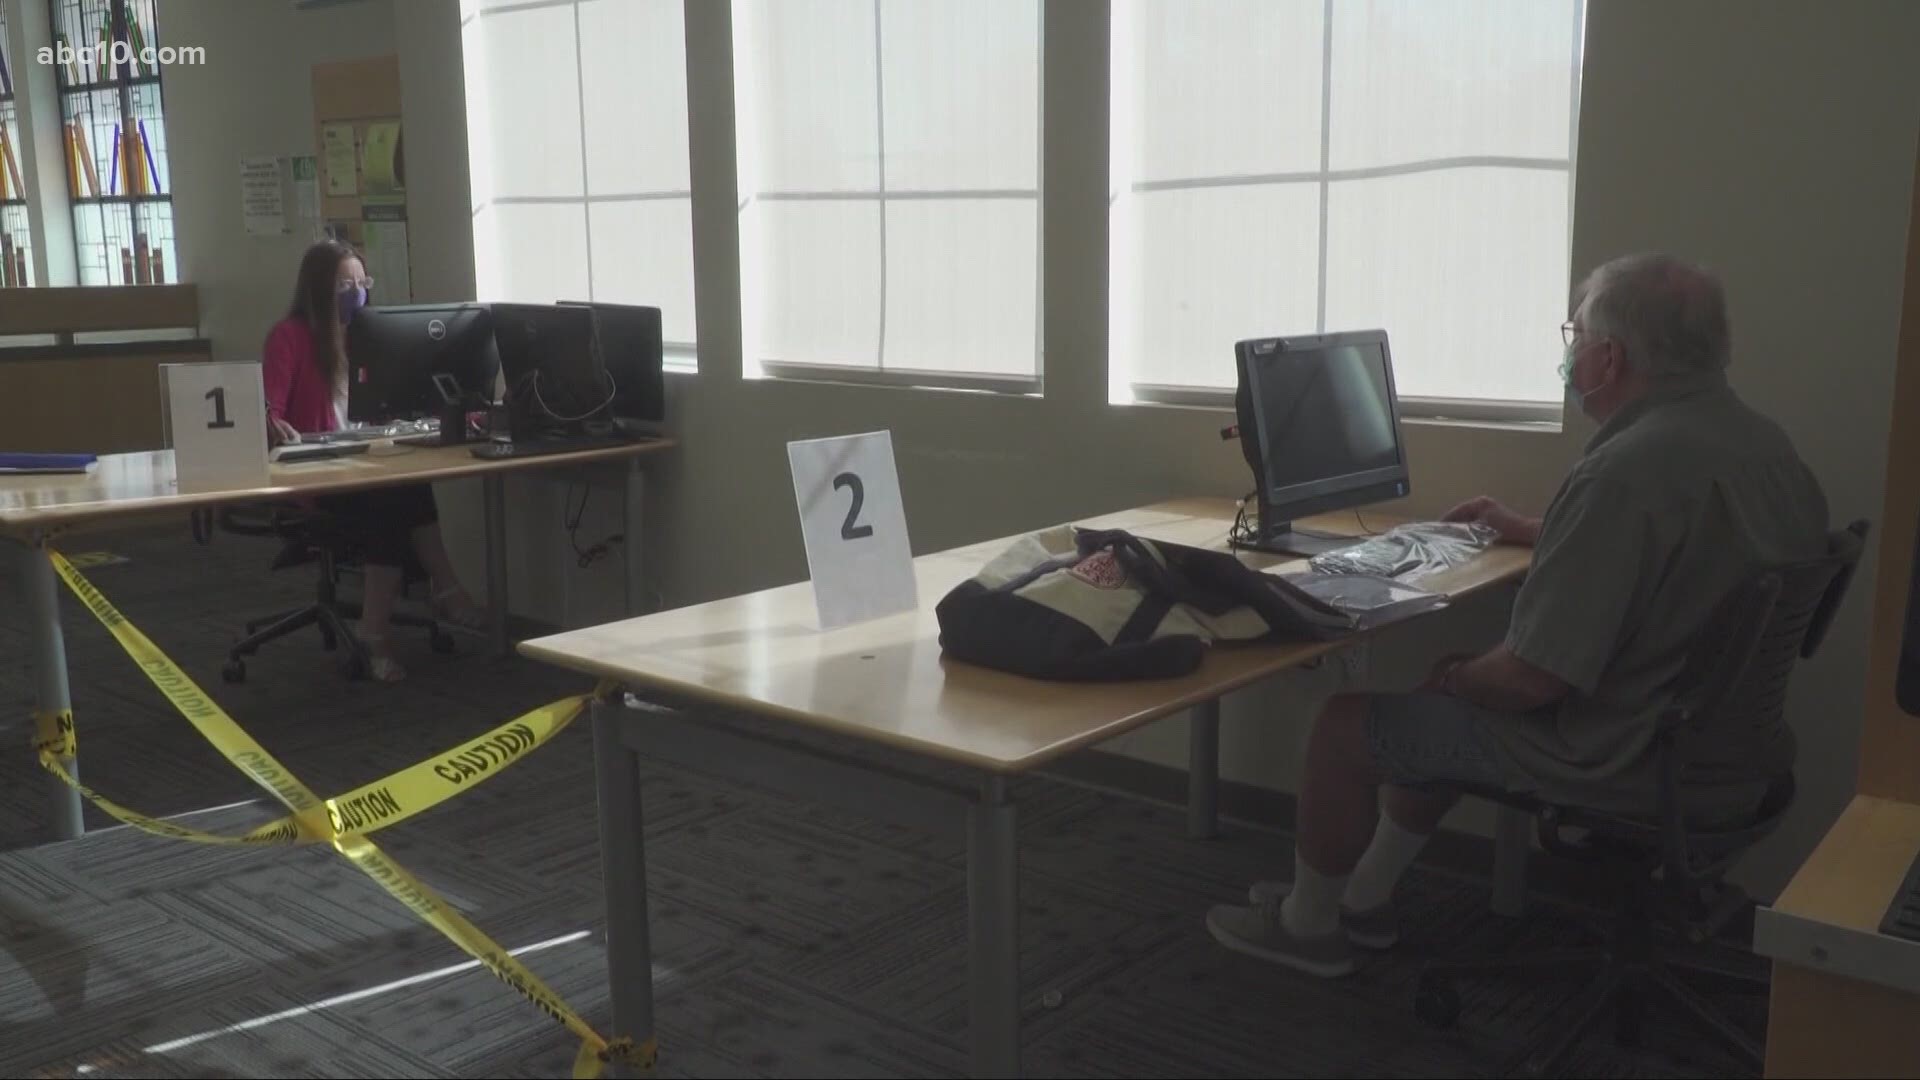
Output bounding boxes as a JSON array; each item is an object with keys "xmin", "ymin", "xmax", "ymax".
[
  {"xmin": 561, "ymin": 300, "xmax": 664, "ymax": 425},
  {"xmin": 491, "ymin": 302, "xmax": 608, "ymax": 434},
  {"xmin": 1233, "ymin": 329, "xmax": 1410, "ymax": 557},
  {"xmin": 345, "ymin": 304, "xmax": 497, "ymax": 423}
]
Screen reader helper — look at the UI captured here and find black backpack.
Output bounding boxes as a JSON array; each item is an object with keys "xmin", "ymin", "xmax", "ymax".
[{"xmin": 935, "ymin": 527, "xmax": 1354, "ymax": 682}]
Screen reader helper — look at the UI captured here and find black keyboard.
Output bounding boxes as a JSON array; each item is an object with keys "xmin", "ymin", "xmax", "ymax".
[
  {"xmin": 275, "ymin": 442, "xmax": 370, "ymax": 463},
  {"xmin": 468, "ymin": 434, "xmax": 643, "ymax": 460},
  {"xmin": 1881, "ymin": 848, "xmax": 1920, "ymax": 942},
  {"xmin": 395, "ymin": 433, "xmax": 463, "ymax": 448}
]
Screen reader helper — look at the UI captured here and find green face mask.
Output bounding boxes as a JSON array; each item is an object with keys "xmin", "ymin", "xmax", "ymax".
[{"xmin": 1551, "ymin": 340, "xmax": 1582, "ymax": 407}]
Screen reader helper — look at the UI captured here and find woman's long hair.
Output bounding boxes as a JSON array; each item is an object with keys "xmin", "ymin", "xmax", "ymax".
[{"xmin": 287, "ymin": 239, "xmax": 357, "ymax": 380}]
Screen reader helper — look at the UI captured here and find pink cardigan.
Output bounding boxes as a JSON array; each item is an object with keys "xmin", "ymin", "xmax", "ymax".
[{"xmin": 262, "ymin": 316, "xmax": 339, "ymax": 435}]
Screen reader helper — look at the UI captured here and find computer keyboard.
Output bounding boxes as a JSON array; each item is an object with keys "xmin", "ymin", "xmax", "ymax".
[
  {"xmin": 394, "ymin": 433, "xmax": 463, "ymax": 448},
  {"xmin": 1881, "ymin": 848, "xmax": 1920, "ymax": 942},
  {"xmin": 468, "ymin": 433, "xmax": 644, "ymax": 460},
  {"xmin": 313, "ymin": 419, "xmax": 442, "ymax": 444},
  {"xmin": 274, "ymin": 442, "xmax": 370, "ymax": 464}
]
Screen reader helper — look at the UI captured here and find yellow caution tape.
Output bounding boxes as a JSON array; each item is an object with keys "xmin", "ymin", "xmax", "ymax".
[
  {"xmin": 42, "ymin": 549, "xmax": 647, "ymax": 1078},
  {"xmin": 36, "ymin": 695, "xmax": 591, "ymax": 847},
  {"xmin": 32, "ymin": 708, "xmax": 74, "ymax": 758}
]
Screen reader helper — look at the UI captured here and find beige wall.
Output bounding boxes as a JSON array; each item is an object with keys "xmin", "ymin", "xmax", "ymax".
[{"xmin": 162, "ymin": 0, "xmax": 1918, "ymax": 897}]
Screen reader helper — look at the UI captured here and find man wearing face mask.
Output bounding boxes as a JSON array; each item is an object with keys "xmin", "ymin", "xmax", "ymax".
[{"xmin": 1206, "ymin": 252, "xmax": 1830, "ymax": 977}]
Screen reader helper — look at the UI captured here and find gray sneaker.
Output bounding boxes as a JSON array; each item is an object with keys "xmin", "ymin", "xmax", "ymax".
[
  {"xmin": 1205, "ymin": 902, "xmax": 1357, "ymax": 978},
  {"xmin": 1246, "ymin": 881, "xmax": 1400, "ymax": 949}
]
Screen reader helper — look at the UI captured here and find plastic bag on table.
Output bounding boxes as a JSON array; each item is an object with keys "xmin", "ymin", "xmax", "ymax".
[
  {"xmin": 1308, "ymin": 521, "xmax": 1499, "ymax": 583},
  {"xmin": 1279, "ymin": 571, "xmax": 1450, "ymax": 628}
]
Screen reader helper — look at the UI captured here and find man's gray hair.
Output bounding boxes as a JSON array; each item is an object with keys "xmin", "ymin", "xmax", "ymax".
[{"xmin": 1575, "ymin": 253, "xmax": 1731, "ymax": 377}]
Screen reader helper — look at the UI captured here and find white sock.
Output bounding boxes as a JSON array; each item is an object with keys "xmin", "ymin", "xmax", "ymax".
[
  {"xmin": 1279, "ymin": 854, "xmax": 1348, "ymax": 939},
  {"xmin": 1343, "ymin": 815, "xmax": 1430, "ymax": 912}
]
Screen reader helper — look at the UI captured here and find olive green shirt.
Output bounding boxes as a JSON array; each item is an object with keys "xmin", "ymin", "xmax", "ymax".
[{"xmin": 1491, "ymin": 371, "xmax": 1829, "ymax": 817}]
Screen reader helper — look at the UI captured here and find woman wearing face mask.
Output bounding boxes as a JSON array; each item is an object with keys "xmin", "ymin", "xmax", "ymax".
[{"xmin": 262, "ymin": 239, "xmax": 486, "ymax": 682}]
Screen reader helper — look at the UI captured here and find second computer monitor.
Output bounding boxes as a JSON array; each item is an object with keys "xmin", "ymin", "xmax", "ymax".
[
  {"xmin": 1234, "ymin": 329, "xmax": 1410, "ymax": 556},
  {"xmin": 491, "ymin": 302, "xmax": 607, "ymax": 433},
  {"xmin": 561, "ymin": 300, "xmax": 664, "ymax": 424},
  {"xmin": 346, "ymin": 304, "xmax": 498, "ymax": 423}
]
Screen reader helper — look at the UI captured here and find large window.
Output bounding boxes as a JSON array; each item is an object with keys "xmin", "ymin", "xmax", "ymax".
[
  {"xmin": 52, "ymin": 0, "xmax": 176, "ymax": 286},
  {"xmin": 732, "ymin": 0, "xmax": 1041, "ymax": 386},
  {"xmin": 461, "ymin": 0, "xmax": 697, "ymax": 361},
  {"xmin": 0, "ymin": 6, "xmax": 32, "ymax": 286},
  {"xmin": 1110, "ymin": 0, "xmax": 1584, "ymax": 416}
]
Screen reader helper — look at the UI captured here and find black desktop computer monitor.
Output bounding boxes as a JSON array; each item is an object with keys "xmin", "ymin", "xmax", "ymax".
[
  {"xmin": 346, "ymin": 304, "xmax": 498, "ymax": 423},
  {"xmin": 1232, "ymin": 329, "xmax": 1410, "ymax": 557},
  {"xmin": 561, "ymin": 300, "xmax": 664, "ymax": 424},
  {"xmin": 490, "ymin": 302, "xmax": 607, "ymax": 435}
]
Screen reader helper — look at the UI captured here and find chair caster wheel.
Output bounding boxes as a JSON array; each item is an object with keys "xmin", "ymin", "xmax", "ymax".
[
  {"xmin": 430, "ymin": 629, "xmax": 456, "ymax": 655},
  {"xmin": 1414, "ymin": 975, "xmax": 1461, "ymax": 1029},
  {"xmin": 321, "ymin": 628, "xmax": 338, "ymax": 652},
  {"xmin": 1614, "ymin": 992, "xmax": 1644, "ymax": 1047},
  {"xmin": 222, "ymin": 659, "xmax": 246, "ymax": 684}
]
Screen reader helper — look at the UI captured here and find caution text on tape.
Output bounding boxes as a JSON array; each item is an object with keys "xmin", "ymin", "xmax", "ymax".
[{"xmin": 39, "ymin": 548, "xmax": 642, "ymax": 1078}]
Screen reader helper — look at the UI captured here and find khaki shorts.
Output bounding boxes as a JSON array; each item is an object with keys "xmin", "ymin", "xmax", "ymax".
[{"xmin": 1364, "ymin": 692, "xmax": 1541, "ymax": 794}]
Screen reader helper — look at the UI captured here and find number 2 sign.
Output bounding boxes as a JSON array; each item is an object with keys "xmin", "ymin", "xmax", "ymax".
[
  {"xmin": 160, "ymin": 362, "xmax": 269, "ymax": 492},
  {"xmin": 787, "ymin": 430, "xmax": 917, "ymax": 630}
]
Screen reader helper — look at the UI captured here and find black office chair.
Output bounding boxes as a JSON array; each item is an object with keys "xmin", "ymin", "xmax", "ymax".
[
  {"xmin": 1414, "ymin": 520, "xmax": 1870, "ymax": 1077},
  {"xmin": 215, "ymin": 503, "xmax": 452, "ymax": 683}
]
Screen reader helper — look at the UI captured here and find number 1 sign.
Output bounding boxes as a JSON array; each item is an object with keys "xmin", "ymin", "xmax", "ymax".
[
  {"xmin": 787, "ymin": 430, "xmax": 917, "ymax": 630},
  {"xmin": 159, "ymin": 362, "xmax": 270, "ymax": 492}
]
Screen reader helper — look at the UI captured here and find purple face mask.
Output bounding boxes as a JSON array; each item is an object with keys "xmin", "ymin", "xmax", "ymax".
[{"xmin": 336, "ymin": 284, "xmax": 368, "ymax": 324}]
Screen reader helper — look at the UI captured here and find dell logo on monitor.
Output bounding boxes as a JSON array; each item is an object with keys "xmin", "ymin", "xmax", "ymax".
[{"xmin": 427, "ymin": 319, "xmax": 447, "ymax": 342}]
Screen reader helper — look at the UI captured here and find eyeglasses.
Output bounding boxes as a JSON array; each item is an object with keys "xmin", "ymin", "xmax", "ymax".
[
  {"xmin": 338, "ymin": 277, "xmax": 375, "ymax": 291},
  {"xmin": 1560, "ymin": 320, "xmax": 1583, "ymax": 347}
]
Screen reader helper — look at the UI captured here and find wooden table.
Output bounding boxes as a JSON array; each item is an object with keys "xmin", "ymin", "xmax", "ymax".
[
  {"xmin": 3, "ymin": 439, "xmax": 675, "ymax": 842},
  {"xmin": 1755, "ymin": 795, "xmax": 1920, "ymax": 1076},
  {"xmin": 520, "ymin": 498, "xmax": 1533, "ymax": 1078}
]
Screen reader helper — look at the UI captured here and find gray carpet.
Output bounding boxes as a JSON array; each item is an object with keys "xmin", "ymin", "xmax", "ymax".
[{"xmin": 0, "ymin": 527, "xmax": 1765, "ymax": 1078}]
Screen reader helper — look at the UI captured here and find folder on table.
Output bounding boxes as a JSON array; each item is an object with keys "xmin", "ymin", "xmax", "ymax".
[{"xmin": 0, "ymin": 452, "xmax": 97, "ymax": 474}]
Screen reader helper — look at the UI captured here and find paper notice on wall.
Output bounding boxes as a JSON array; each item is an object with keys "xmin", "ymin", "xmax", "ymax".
[
  {"xmin": 361, "ymin": 120, "xmax": 403, "ymax": 200},
  {"xmin": 240, "ymin": 156, "xmax": 286, "ymax": 236},
  {"xmin": 291, "ymin": 155, "xmax": 320, "ymax": 222},
  {"xmin": 321, "ymin": 123, "xmax": 357, "ymax": 196},
  {"xmin": 363, "ymin": 220, "xmax": 412, "ymax": 303}
]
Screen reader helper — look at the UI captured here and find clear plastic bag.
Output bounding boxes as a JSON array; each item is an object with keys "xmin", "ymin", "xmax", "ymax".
[{"xmin": 1308, "ymin": 521, "xmax": 1499, "ymax": 583}]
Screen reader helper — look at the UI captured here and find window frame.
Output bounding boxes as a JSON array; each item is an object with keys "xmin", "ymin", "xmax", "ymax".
[
  {"xmin": 463, "ymin": 0, "xmax": 702, "ymax": 366},
  {"xmin": 728, "ymin": 0, "xmax": 1045, "ymax": 390},
  {"xmin": 1107, "ymin": 0, "xmax": 1587, "ymax": 420},
  {"xmin": 49, "ymin": 0, "xmax": 177, "ymax": 288}
]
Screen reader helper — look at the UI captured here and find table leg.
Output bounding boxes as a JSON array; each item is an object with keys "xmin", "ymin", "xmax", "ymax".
[
  {"xmin": 968, "ymin": 774, "xmax": 1020, "ymax": 1079},
  {"xmin": 623, "ymin": 458, "xmax": 646, "ymax": 617},
  {"xmin": 18, "ymin": 541, "xmax": 83, "ymax": 841},
  {"xmin": 1187, "ymin": 699, "xmax": 1220, "ymax": 840},
  {"xmin": 1490, "ymin": 804, "xmax": 1531, "ymax": 917},
  {"xmin": 592, "ymin": 698, "xmax": 654, "ymax": 1079},
  {"xmin": 482, "ymin": 473, "xmax": 509, "ymax": 656}
]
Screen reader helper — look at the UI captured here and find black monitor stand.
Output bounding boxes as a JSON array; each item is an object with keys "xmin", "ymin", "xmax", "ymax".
[{"xmin": 1231, "ymin": 510, "xmax": 1361, "ymax": 558}]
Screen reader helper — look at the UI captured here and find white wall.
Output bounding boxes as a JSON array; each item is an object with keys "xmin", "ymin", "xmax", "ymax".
[
  {"xmin": 164, "ymin": 0, "xmax": 1917, "ymax": 898},
  {"xmin": 161, "ymin": 0, "xmax": 397, "ymax": 361}
]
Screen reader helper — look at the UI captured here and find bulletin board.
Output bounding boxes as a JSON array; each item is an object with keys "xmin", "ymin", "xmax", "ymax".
[{"xmin": 312, "ymin": 54, "xmax": 412, "ymax": 302}]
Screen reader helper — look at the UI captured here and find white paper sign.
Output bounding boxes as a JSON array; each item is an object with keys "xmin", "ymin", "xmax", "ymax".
[
  {"xmin": 787, "ymin": 431, "xmax": 917, "ymax": 630},
  {"xmin": 240, "ymin": 155, "xmax": 286, "ymax": 236},
  {"xmin": 160, "ymin": 362, "xmax": 269, "ymax": 493}
]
